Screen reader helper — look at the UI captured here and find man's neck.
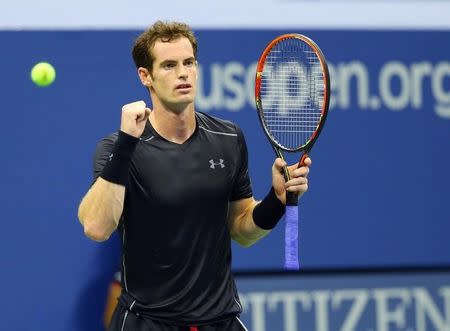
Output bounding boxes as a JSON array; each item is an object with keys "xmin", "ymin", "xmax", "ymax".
[{"xmin": 149, "ymin": 104, "xmax": 196, "ymax": 144}]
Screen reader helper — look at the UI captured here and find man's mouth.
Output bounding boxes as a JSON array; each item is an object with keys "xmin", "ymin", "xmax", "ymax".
[{"xmin": 176, "ymin": 84, "xmax": 192, "ymax": 90}]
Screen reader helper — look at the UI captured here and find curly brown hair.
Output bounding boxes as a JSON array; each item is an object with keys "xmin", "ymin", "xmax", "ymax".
[{"xmin": 132, "ymin": 21, "xmax": 198, "ymax": 74}]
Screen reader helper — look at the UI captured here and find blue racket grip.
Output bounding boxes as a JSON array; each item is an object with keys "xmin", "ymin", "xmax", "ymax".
[{"xmin": 284, "ymin": 205, "xmax": 299, "ymax": 270}]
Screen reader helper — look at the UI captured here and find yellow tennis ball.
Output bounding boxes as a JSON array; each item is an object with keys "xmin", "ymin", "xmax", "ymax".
[{"xmin": 31, "ymin": 62, "xmax": 56, "ymax": 87}]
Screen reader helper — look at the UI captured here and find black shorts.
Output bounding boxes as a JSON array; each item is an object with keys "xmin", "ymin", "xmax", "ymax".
[{"xmin": 108, "ymin": 305, "xmax": 249, "ymax": 331}]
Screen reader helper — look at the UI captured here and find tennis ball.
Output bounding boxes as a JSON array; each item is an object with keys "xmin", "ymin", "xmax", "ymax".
[{"xmin": 31, "ymin": 62, "xmax": 56, "ymax": 87}]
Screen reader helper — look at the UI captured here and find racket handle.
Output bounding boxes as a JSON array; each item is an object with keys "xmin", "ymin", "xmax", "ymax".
[
  {"xmin": 284, "ymin": 204, "xmax": 299, "ymax": 270},
  {"xmin": 284, "ymin": 152, "xmax": 308, "ymax": 269}
]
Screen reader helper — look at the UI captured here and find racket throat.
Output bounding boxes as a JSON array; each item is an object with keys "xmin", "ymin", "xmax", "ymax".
[
  {"xmin": 299, "ymin": 152, "xmax": 309, "ymax": 167},
  {"xmin": 274, "ymin": 149, "xmax": 291, "ymax": 181}
]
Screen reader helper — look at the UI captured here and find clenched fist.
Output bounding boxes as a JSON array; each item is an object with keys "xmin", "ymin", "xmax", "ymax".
[
  {"xmin": 272, "ymin": 157, "xmax": 312, "ymax": 204},
  {"xmin": 120, "ymin": 101, "xmax": 151, "ymax": 138}
]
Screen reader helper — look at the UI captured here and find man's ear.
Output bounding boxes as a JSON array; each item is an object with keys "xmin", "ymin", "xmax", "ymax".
[{"xmin": 138, "ymin": 67, "xmax": 152, "ymax": 87}]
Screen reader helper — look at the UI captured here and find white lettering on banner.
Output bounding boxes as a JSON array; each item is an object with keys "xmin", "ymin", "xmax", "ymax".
[
  {"xmin": 379, "ymin": 62, "xmax": 411, "ymax": 111},
  {"xmin": 238, "ymin": 286, "xmax": 450, "ymax": 331},
  {"xmin": 373, "ymin": 288, "xmax": 411, "ymax": 331},
  {"xmin": 197, "ymin": 62, "xmax": 251, "ymax": 112},
  {"xmin": 267, "ymin": 291, "xmax": 312, "ymax": 331},
  {"xmin": 334, "ymin": 61, "xmax": 370, "ymax": 109},
  {"xmin": 331, "ymin": 289, "xmax": 369, "ymax": 331},
  {"xmin": 196, "ymin": 61, "xmax": 450, "ymax": 119},
  {"xmin": 411, "ymin": 62, "xmax": 433, "ymax": 109},
  {"xmin": 196, "ymin": 64, "xmax": 223, "ymax": 109},
  {"xmin": 433, "ymin": 63, "xmax": 450, "ymax": 118},
  {"xmin": 246, "ymin": 62, "xmax": 258, "ymax": 106},
  {"xmin": 240, "ymin": 292, "xmax": 267, "ymax": 331},
  {"xmin": 414, "ymin": 288, "xmax": 450, "ymax": 331},
  {"xmin": 313, "ymin": 291, "xmax": 331, "ymax": 331},
  {"xmin": 223, "ymin": 62, "xmax": 246, "ymax": 111}
]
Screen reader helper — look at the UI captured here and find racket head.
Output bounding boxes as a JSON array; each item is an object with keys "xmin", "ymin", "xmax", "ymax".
[{"xmin": 255, "ymin": 34, "xmax": 330, "ymax": 153}]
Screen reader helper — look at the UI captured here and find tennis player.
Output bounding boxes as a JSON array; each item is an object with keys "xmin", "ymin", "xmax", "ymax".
[{"xmin": 78, "ymin": 21, "xmax": 311, "ymax": 331}]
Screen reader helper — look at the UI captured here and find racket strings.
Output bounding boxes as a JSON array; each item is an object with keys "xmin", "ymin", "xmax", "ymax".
[{"xmin": 260, "ymin": 37, "xmax": 325, "ymax": 150}]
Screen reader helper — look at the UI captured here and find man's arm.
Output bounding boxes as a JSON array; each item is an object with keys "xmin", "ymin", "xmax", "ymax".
[
  {"xmin": 78, "ymin": 178, "xmax": 125, "ymax": 242},
  {"xmin": 228, "ymin": 197, "xmax": 269, "ymax": 247},
  {"xmin": 77, "ymin": 100, "xmax": 150, "ymax": 242},
  {"xmin": 228, "ymin": 157, "xmax": 311, "ymax": 247}
]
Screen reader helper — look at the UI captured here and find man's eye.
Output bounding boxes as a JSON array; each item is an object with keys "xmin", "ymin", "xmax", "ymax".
[{"xmin": 164, "ymin": 63, "xmax": 175, "ymax": 69}]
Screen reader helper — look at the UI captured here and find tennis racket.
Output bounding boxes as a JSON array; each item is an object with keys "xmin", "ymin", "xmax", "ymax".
[{"xmin": 255, "ymin": 34, "xmax": 330, "ymax": 270}]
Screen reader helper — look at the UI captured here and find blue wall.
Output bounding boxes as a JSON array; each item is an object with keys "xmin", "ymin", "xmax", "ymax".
[{"xmin": 1, "ymin": 30, "xmax": 449, "ymax": 330}]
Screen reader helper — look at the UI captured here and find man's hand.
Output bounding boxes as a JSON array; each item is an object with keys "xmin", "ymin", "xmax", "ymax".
[
  {"xmin": 272, "ymin": 157, "xmax": 312, "ymax": 204},
  {"xmin": 120, "ymin": 100, "xmax": 151, "ymax": 138}
]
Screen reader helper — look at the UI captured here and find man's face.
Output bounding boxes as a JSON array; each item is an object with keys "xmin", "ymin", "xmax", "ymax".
[{"xmin": 149, "ymin": 37, "xmax": 197, "ymax": 110}]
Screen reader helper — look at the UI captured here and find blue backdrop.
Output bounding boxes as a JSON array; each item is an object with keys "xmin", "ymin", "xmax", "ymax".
[{"xmin": 1, "ymin": 30, "xmax": 449, "ymax": 330}]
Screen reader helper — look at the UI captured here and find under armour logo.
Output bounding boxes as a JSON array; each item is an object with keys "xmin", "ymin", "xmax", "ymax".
[
  {"xmin": 209, "ymin": 159, "xmax": 225, "ymax": 169},
  {"xmin": 108, "ymin": 153, "xmax": 114, "ymax": 161}
]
